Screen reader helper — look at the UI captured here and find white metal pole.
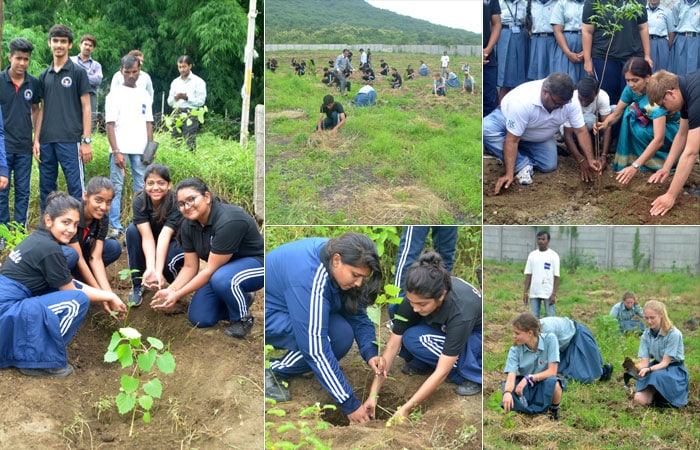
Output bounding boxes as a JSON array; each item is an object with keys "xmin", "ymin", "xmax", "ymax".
[{"xmin": 240, "ymin": 0, "xmax": 257, "ymax": 145}]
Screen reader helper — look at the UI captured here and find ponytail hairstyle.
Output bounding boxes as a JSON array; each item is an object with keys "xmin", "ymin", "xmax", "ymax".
[
  {"xmin": 512, "ymin": 312, "xmax": 541, "ymax": 335},
  {"xmin": 42, "ymin": 191, "xmax": 80, "ymax": 229},
  {"xmin": 643, "ymin": 300, "xmax": 674, "ymax": 335},
  {"xmin": 140, "ymin": 164, "xmax": 177, "ymax": 225},
  {"xmin": 404, "ymin": 250, "xmax": 452, "ymax": 300},
  {"xmin": 321, "ymin": 232, "xmax": 382, "ymax": 313}
]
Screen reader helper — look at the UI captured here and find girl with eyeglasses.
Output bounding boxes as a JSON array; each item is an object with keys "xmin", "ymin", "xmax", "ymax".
[
  {"xmin": 123, "ymin": 164, "xmax": 184, "ymax": 307},
  {"xmin": 150, "ymin": 178, "xmax": 263, "ymax": 339},
  {"xmin": 63, "ymin": 177, "xmax": 122, "ymax": 292},
  {"xmin": 0, "ymin": 192, "xmax": 126, "ymax": 377}
]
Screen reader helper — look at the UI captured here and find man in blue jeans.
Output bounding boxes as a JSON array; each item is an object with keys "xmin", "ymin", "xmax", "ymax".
[
  {"xmin": 0, "ymin": 38, "xmax": 39, "ymax": 231},
  {"xmin": 33, "ymin": 24, "xmax": 92, "ymax": 211},
  {"xmin": 523, "ymin": 231, "xmax": 560, "ymax": 318},
  {"xmin": 483, "ymin": 72, "xmax": 601, "ymax": 194}
]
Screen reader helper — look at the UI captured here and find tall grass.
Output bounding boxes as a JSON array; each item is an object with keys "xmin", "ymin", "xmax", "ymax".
[
  {"xmin": 483, "ymin": 261, "xmax": 700, "ymax": 449},
  {"xmin": 266, "ymin": 51, "xmax": 482, "ymax": 225}
]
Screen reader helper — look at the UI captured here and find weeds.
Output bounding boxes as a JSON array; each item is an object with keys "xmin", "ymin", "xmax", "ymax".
[{"xmin": 265, "ymin": 400, "xmax": 335, "ymax": 450}]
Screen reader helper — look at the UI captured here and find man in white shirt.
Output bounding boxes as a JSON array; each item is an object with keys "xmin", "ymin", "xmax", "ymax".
[
  {"xmin": 440, "ymin": 51, "xmax": 450, "ymax": 78},
  {"xmin": 523, "ymin": 231, "xmax": 560, "ymax": 318},
  {"xmin": 110, "ymin": 50, "xmax": 154, "ymax": 100},
  {"xmin": 105, "ymin": 54, "xmax": 153, "ymax": 239},
  {"xmin": 167, "ymin": 55, "xmax": 207, "ymax": 150},
  {"xmin": 483, "ymin": 72, "xmax": 602, "ymax": 193}
]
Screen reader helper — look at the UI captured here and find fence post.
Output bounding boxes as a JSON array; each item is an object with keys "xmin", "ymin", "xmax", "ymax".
[{"xmin": 253, "ymin": 104, "xmax": 265, "ymax": 222}]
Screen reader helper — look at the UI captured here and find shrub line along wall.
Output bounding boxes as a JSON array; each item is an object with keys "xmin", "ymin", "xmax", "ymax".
[
  {"xmin": 264, "ymin": 44, "xmax": 482, "ymax": 57},
  {"xmin": 484, "ymin": 226, "xmax": 700, "ymax": 275}
]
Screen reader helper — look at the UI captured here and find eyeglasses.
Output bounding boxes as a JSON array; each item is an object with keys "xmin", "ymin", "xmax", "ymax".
[
  {"xmin": 658, "ymin": 90, "xmax": 672, "ymax": 109},
  {"xmin": 145, "ymin": 179, "xmax": 168, "ymax": 188},
  {"xmin": 177, "ymin": 194, "xmax": 201, "ymax": 210},
  {"xmin": 547, "ymin": 90, "xmax": 571, "ymax": 109}
]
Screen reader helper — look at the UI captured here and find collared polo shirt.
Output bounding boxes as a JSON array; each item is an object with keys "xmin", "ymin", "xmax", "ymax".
[
  {"xmin": 39, "ymin": 58, "xmax": 90, "ymax": 143},
  {"xmin": 0, "ymin": 69, "xmax": 42, "ymax": 153}
]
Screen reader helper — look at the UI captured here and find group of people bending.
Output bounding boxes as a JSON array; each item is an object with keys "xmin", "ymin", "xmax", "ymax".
[{"xmin": 0, "ymin": 165, "xmax": 264, "ymax": 377}]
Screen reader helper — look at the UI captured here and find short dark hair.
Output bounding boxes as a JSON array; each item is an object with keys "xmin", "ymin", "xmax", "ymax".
[
  {"xmin": 80, "ymin": 34, "xmax": 97, "ymax": 47},
  {"xmin": 543, "ymin": 72, "xmax": 575, "ymax": 102},
  {"xmin": 121, "ymin": 54, "xmax": 140, "ymax": 69},
  {"xmin": 9, "ymin": 38, "xmax": 34, "ymax": 55},
  {"xmin": 577, "ymin": 77, "xmax": 598, "ymax": 99},
  {"xmin": 536, "ymin": 230, "xmax": 551, "ymax": 240},
  {"xmin": 49, "ymin": 24, "xmax": 74, "ymax": 43},
  {"xmin": 177, "ymin": 55, "xmax": 194, "ymax": 65},
  {"xmin": 323, "ymin": 94, "xmax": 335, "ymax": 106}
]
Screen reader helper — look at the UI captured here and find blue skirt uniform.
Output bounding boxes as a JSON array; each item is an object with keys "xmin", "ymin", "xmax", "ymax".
[
  {"xmin": 501, "ymin": 376, "xmax": 566, "ymax": 414},
  {"xmin": 635, "ymin": 361, "xmax": 689, "ymax": 408},
  {"xmin": 558, "ymin": 322, "xmax": 603, "ymax": 383}
]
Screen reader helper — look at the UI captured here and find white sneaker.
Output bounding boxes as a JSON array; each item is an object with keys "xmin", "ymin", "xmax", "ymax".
[{"xmin": 515, "ymin": 165, "xmax": 533, "ymax": 185}]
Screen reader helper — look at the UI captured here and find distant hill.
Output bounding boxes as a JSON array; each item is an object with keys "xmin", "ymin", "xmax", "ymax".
[{"xmin": 265, "ymin": 0, "xmax": 480, "ymax": 46}]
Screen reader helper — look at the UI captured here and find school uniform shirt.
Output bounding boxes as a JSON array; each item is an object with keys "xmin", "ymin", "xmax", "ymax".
[
  {"xmin": 610, "ymin": 302, "xmax": 645, "ymax": 322},
  {"xmin": 320, "ymin": 101, "xmax": 345, "ymax": 120},
  {"xmin": 540, "ymin": 316, "xmax": 576, "ymax": 352},
  {"xmin": 265, "ymin": 238, "xmax": 378, "ymax": 414},
  {"xmin": 1, "ymin": 228, "xmax": 73, "ymax": 295},
  {"xmin": 680, "ymin": 69, "xmax": 700, "ymax": 130},
  {"xmin": 638, "ymin": 327, "xmax": 685, "ymax": 364},
  {"xmin": 392, "ymin": 277, "xmax": 481, "ymax": 357},
  {"xmin": 179, "ymin": 201, "xmax": 263, "ymax": 264},
  {"xmin": 524, "ymin": 248, "xmax": 560, "ymax": 299},
  {"xmin": 502, "ymin": 79, "xmax": 586, "ymax": 142},
  {"xmin": 105, "ymin": 84, "xmax": 153, "ymax": 154},
  {"xmin": 38, "ymin": 58, "xmax": 91, "ymax": 143},
  {"xmin": 505, "ymin": 332, "xmax": 560, "ymax": 375},
  {"xmin": 0, "ymin": 68, "xmax": 42, "ymax": 154},
  {"xmin": 646, "ymin": 4, "xmax": 673, "ymax": 38},
  {"xmin": 69, "ymin": 204, "xmax": 109, "ymax": 259},
  {"xmin": 132, "ymin": 192, "xmax": 182, "ymax": 239}
]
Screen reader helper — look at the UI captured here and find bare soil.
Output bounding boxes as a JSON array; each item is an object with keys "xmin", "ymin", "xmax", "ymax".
[
  {"xmin": 265, "ymin": 310, "xmax": 482, "ymax": 450},
  {"xmin": 483, "ymin": 154, "xmax": 700, "ymax": 225},
  {"xmin": 0, "ymin": 252, "xmax": 264, "ymax": 449}
]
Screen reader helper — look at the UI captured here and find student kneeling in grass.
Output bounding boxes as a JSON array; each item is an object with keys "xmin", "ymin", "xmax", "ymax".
[
  {"xmin": 316, "ymin": 94, "xmax": 346, "ymax": 135},
  {"xmin": 502, "ymin": 312, "xmax": 565, "ymax": 420}
]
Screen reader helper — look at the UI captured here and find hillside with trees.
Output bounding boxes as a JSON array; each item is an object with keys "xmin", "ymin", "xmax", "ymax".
[
  {"xmin": 1, "ymin": 0, "xmax": 263, "ymax": 131},
  {"xmin": 266, "ymin": 0, "xmax": 480, "ymax": 46}
]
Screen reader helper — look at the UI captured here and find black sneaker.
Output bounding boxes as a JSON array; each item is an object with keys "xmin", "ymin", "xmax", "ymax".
[
  {"xmin": 549, "ymin": 406, "xmax": 560, "ymax": 421},
  {"xmin": 128, "ymin": 286, "xmax": 143, "ymax": 307},
  {"xmin": 599, "ymin": 363, "xmax": 613, "ymax": 382},
  {"xmin": 265, "ymin": 369, "xmax": 291, "ymax": 402},
  {"xmin": 224, "ymin": 316, "xmax": 254, "ymax": 339},
  {"xmin": 456, "ymin": 380, "xmax": 481, "ymax": 396},
  {"xmin": 20, "ymin": 364, "xmax": 74, "ymax": 378},
  {"xmin": 401, "ymin": 362, "xmax": 431, "ymax": 376}
]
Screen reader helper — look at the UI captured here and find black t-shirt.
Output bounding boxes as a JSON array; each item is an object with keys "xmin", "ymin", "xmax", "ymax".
[
  {"xmin": 392, "ymin": 73, "xmax": 403, "ymax": 84},
  {"xmin": 180, "ymin": 201, "xmax": 264, "ymax": 264},
  {"xmin": 392, "ymin": 277, "xmax": 482, "ymax": 357},
  {"xmin": 680, "ymin": 69, "xmax": 700, "ymax": 130},
  {"xmin": 69, "ymin": 203, "xmax": 109, "ymax": 259},
  {"xmin": 320, "ymin": 102, "xmax": 345, "ymax": 119},
  {"xmin": 582, "ymin": 0, "xmax": 648, "ymax": 61},
  {"xmin": 0, "ymin": 228, "xmax": 73, "ymax": 295},
  {"xmin": 0, "ymin": 69, "xmax": 42, "ymax": 154},
  {"xmin": 39, "ymin": 58, "xmax": 90, "ymax": 143},
  {"xmin": 132, "ymin": 192, "xmax": 183, "ymax": 238},
  {"xmin": 483, "ymin": 0, "xmax": 502, "ymax": 67}
]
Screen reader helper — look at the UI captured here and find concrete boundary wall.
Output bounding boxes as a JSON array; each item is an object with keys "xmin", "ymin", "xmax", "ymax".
[
  {"xmin": 265, "ymin": 44, "xmax": 482, "ymax": 57},
  {"xmin": 483, "ymin": 226, "xmax": 700, "ymax": 275}
]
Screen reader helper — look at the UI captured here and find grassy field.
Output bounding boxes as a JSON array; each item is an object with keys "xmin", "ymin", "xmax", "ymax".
[
  {"xmin": 265, "ymin": 50, "xmax": 482, "ymax": 225},
  {"xmin": 483, "ymin": 261, "xmax": 699, "ymax": 449}
]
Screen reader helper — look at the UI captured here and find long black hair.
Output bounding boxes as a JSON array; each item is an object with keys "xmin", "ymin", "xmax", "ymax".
[
  {"xmin": 320, "ymin": 232, "xmax": 382, "ymax": 313},
  {"xmin": 139, "ymin": 164, "xmax": 177, "ymax": 225}
]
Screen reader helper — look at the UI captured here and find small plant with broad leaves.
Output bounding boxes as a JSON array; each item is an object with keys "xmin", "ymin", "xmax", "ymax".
[
  {"xmin": 104, "ymin": 327, "xmax": 176, "ymax": 436},
  {"xmin": 265, "ymin": 401, "xmax": 335, "ymax": 450},
  {"xmin": 163, "ymin": 106, "xmax": 209, "ymax": 134}
]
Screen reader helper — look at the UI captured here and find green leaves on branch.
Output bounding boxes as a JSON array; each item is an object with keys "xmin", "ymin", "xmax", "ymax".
[
  {"xmin": 589, "ymin": 0, "xmax": 645, "ymax": 37},
  {"xmin": 104, "ymin": 327, "xmax": 176, "ymax": 436},
  {"xmin": 164, "ymin": 106, "xmax": 209, "ymax": 134}
]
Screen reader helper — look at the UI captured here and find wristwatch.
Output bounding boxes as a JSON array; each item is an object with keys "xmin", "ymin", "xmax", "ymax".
[
  {"xmin": 81, "ymin": 136, "xmax": 92, "ymax": 144},
  {"xmin": 631, "ymin": 162, "xmax": 640, "ymax": 169}
]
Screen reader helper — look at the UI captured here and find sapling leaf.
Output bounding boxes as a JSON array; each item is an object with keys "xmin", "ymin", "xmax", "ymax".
[
  {"xmin": 104, "ymin": 350, "xmax": 119, "ymax": 363},
  {"xmin": 121, "ymin": 374, "xmax": 140, "ymax": 394},
  {"xmin": 142, "ymin": 411, "xmax": 151, "ymax": 424},
  {"xmin": 143, "ymin": 378, "xmax": 163, "ymax": 399},
  {"xmin": 276, "ymin": 422, "xmax": 296, "ymax": 433},
  {"xmin": 156, "ymin": 352, "xmax": 176, "ymax": 374},
  {"xmin": 394, "ymin": 314, "xmax": 409, "ymax": 322},
  {"xmin": 137, "ymin": 349, "xmax": 157, "ymax": 372},
  {"xmin": 265, "ymin": 408, "xmax": 286, "ymax": 417},
  {"xmin": 300, "ymin": 404, "xmax": 320, "ymax": 416},
  {"xmin": 116, "ymin": 392, "xmax": 136, "ymax": 414},
  {"xmin": 107, "ymin": 331, "xmax": 122, "ymax": 352},
  {"xmin": 138, "ymin": 394, "xmax": 154, "ymax": 411},
  {"xmin": 117, "ymin": 343, "xmax": 134, "ymax": 368},
  {"xmin": 321, "ymin": 404, "xmax": 336, "ymax": 411},
  {"xmin": 384, "ymin": 284, "xmax": 401, "ymax": 297},
  {"xmin": 146, "ymin": 336, "xmax": 164, "ymax": 350},
  {"xmin": 366, "ymin": 304, "xmax": 381, "ymax": 325},
  {"xmin": 120, "ymin": 327, "xmax": 141, "ymax": 340}
]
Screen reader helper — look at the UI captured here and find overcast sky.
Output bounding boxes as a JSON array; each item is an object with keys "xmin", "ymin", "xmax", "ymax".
[{"xmin": 365, "ymin": 0, "xmax": 482, "ymax": 34}]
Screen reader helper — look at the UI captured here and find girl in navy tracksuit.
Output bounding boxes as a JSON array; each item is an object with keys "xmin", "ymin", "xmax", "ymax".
[
  {"xmin": 150, "ymin": 178, "xmax": 264, "ymax": 339},
  {"xmin": 0, "ymin": 192, "xmax": 126, "ymax": 377},
  {"xmin": 265, "ymin": 233, "xmax": 383, "ymax": 424},
  {"xmin": 367, "ymin": 251, "xmax": 482, "ymax": 424}
]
